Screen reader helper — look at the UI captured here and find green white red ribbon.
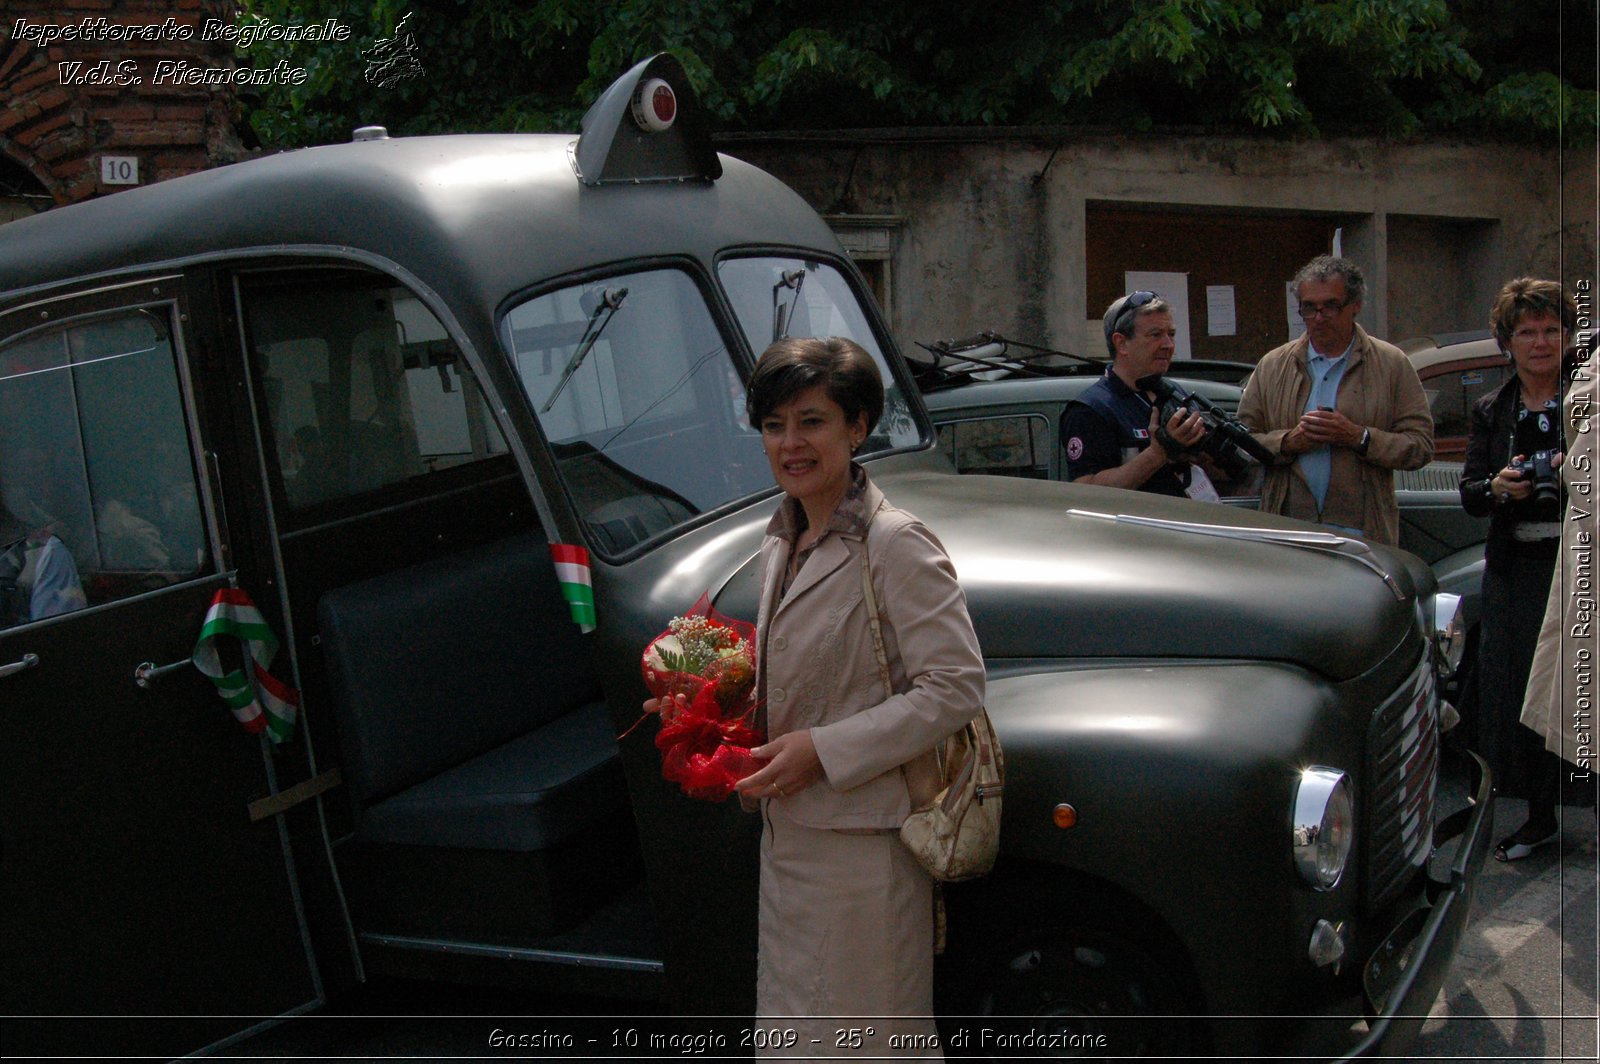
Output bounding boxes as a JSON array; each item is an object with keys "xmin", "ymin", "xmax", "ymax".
[
  {"xmin": 550, "ymin": 543, "xmax": 596, "ymax": 632},
  {"xmin": 191, "ymin": 588, "xmax": 299, "ymax": 744}
]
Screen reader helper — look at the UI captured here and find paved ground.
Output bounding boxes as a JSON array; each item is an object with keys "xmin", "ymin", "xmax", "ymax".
[{"xmin": 1410, "ymin": 794, "xmax": 1598, "ymax": 1063}]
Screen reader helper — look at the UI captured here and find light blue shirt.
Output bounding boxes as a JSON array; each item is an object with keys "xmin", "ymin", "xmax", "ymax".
[{"xmin": 1299, "ymin": 338, "xmax": 1355, "ymax": 511}]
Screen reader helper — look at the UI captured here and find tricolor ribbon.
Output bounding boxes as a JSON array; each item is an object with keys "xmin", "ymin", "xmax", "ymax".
[
  {"xmin": 550, "ymin": 543, "xmax": 596, "ymax": 632},
  {"xmin": 191, "ymin": 588, "xmax": 299, "ymax": 744}
]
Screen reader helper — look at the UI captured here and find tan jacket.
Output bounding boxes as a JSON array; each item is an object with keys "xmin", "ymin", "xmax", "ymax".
[
  {"xmin": 1521, "ymin": 370, "xmax": 1598, "ymax": 771},
  {"xmin": 1239, "ymin": 325, "xmax": 1434, "ymax": 545},
  {"xmin": 755, "ymin": 477, "xmax": 985, "ymax": 830}
]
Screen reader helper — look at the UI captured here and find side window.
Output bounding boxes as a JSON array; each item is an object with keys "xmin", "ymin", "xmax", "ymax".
[
  {"xmin": 241, "ymin": 272, "xmax": 508, "ymax": 515},
  {"xmin": 935, "ymin": 416, "xmax": 1052, "ymax": 479},
  {"xmin": 1423, "ymin": 361, "xmax": 1512, "ymax": 441},
  {"xmin": 1, "ymin": 308, "xmax": 209, "ymax": 629}
]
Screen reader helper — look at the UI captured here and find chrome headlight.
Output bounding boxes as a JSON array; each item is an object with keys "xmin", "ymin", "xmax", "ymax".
[
  {"xmin": 1292, "ymin": 767, "xmax": 1353, "ymax": 890},
  {"xmin": 1431, "ymin": 592, "xmax": 1466, "ymax": 677}
]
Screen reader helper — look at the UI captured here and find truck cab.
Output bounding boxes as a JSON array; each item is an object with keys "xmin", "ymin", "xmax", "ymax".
[{"xmin": 0, "ymin": 55, "xmax": 1490, "ymax": 1059}]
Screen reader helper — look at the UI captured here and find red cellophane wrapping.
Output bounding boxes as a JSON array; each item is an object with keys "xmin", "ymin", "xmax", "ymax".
[{"xmin": 640, "ymin": 593, "xmax": 765, "ymax": 801}]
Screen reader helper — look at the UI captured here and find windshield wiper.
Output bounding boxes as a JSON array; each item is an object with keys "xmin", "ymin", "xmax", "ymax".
[
  {"xmin": 771, "ymin": 268, "xmax": 806, "ymax": 342},
  {"xmin": 1066, "ymin": 509, "xmax": 1406, "ymax": 600},
  {"xmin": 542, "ymin": 286, "xmax": 628, "ymax": 413}
]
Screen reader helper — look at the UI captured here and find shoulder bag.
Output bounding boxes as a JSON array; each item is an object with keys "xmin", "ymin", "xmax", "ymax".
[{"xmin": 859, "ymin": 535, "xmax": 1003, "ymax": 882}]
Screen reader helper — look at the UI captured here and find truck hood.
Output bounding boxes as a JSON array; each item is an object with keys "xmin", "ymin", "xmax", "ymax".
[{"xmin": 714, "ymin": 461, "xmax": 1421, "ymax": 682}]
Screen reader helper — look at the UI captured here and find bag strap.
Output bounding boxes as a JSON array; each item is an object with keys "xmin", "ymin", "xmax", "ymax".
[
  {"xmin": 857, "ymin": 499, "xmax": 894, "ymax": 701},
  {"xmin": 861, "ymin": 512, "xmax": 954, "ymax": 782},
  {"xmin": 860, "ymin": 546, "xmax": 893, "ymax": 702}
]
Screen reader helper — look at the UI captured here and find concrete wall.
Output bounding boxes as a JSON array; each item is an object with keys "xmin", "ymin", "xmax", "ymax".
[{"xmin": 724, "ymin": 131, "xmax": 1596, "ymax": 361}]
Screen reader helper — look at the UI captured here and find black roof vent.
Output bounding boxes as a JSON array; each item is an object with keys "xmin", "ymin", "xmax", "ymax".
[{"xmin": 572, "ymin": 53, "xmax": 721, "ymax": 187}]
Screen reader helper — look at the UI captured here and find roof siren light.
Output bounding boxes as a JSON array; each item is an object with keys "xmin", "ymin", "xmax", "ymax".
[{"xmin": 632, "ymin": 78, "xmax": 677, "ymax": 133}]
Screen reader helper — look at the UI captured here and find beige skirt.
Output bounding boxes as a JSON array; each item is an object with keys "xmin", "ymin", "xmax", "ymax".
[{"xmin": 756, "ymin": 798, "xmax": 942, "ymax": 1059}]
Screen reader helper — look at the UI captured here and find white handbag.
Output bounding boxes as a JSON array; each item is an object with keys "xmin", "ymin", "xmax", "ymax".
[{"xmin": 859, "ymin": 541, "xmax": 1003, "ymax": 883}]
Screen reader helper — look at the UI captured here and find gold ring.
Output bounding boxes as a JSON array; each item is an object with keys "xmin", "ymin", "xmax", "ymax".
[{"xmin": 774, "ymin": 784, "xmax": 786, "ymax": 798}]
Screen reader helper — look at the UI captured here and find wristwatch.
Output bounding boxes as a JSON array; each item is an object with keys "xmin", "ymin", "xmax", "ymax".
[{"xmin": 1356, "ymin": 427, "xmax": 1371, "ymax": 455}]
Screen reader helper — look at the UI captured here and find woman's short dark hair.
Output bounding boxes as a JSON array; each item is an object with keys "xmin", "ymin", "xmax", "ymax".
[
  {"xmin": 746, "ymin": 337, "xmax": 884, "ymax": 433},
  {"xmin": 1490, "ymin": 277, "xmax": 1577, "ymax": 348}
]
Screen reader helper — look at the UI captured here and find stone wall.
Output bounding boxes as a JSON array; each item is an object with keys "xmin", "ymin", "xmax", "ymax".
[{"xmin": 724, "ymin": 131, "xmax": 1597, "ymax": 360}]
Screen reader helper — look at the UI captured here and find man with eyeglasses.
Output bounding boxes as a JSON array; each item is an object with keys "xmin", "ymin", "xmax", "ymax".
[
  {"xmin": 1060, "ymin": 290, "xmax": 1216, "ymax": 498},
  {"xmin": 1238, "ymin": 255, "xmax": 1433, "ymax": 544}
]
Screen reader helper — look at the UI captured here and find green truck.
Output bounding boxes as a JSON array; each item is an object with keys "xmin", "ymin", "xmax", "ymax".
[{"xmin": 0, "ymin": 55, "xmax": 1490, "ymax": 1059}]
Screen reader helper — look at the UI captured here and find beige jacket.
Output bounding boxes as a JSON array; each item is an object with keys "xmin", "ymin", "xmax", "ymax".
[
  {"xmin": 755, "ymin": 477, "xmax": 985, "ymax": 830},
  {"xmin": 1239, "ymin": 325, "xmax": 1434, "ymax": 545},
  {"xmin": 1521, "ymin": 370, "xmax": 1598, "ymax": 771}
]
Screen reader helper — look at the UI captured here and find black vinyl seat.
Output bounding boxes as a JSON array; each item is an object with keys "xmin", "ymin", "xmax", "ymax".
[{"xmin": 317, "ymin": 531, "xmax": 636, "ymax": 937}]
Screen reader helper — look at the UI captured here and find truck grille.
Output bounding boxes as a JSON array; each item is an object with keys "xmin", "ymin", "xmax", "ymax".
[{"xmin": 1364, "ymin": 656, "xmax": 1440, "ymax": 908}]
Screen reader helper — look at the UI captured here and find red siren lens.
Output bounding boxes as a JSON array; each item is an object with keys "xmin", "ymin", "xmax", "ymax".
[
  {"xmin": 633, "ymin": 78, "xmax": 677, "ymax": 133},
  {"xmin": 653, "ymin": 85, "xmax": 675, "ymax": 123}
]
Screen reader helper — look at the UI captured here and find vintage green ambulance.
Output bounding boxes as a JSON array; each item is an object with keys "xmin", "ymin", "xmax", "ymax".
[{"xmin": 0, "ymin": 55, "xmax": 1489, "ymax": 1059}]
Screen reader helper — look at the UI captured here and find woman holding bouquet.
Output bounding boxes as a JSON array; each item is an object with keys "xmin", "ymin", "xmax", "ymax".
[{"xmin": 733, "ymin": 336, "xmax": 985, "ymax": 1056}]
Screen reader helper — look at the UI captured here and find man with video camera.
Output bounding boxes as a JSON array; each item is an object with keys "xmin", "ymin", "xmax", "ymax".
[{"xmin": 1061, "ymin": 290, "xmax": 1226, "ymax": 499}]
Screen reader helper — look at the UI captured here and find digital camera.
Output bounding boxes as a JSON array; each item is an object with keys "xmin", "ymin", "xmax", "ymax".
[{"xmin": 1511, "ymin": 449, "xmax": 1562, "ymax": 505}]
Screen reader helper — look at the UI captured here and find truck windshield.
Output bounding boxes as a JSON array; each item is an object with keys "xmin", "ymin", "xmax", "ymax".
[
  {"xmin": 503, "ymin": 268, "xmax": 771, "ymax": 556},
  {"xmin": 717, "ymin": 256, "xmax": 922, "ymax": 453}
]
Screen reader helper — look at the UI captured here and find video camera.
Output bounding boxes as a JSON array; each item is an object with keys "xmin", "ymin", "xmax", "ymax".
[{"xmin": 1136, "ymin": 374, "xmax": 1275, "ymax": 481}]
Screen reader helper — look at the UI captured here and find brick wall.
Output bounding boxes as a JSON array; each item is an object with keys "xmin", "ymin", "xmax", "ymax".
[{"xmin": 1, "ymin": 0, "xmax": 244, "ymax": 206}]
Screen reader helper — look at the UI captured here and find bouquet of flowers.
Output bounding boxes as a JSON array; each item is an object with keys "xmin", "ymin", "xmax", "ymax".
[{"xmin": 639, "ymin": 593, "xmax": 765, "ymax": 801}]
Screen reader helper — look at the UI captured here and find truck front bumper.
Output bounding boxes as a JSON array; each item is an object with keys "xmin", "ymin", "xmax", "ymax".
[{"xmin": 1338, "ymin": 749, "xmax": 1494, "ymax": 1060}]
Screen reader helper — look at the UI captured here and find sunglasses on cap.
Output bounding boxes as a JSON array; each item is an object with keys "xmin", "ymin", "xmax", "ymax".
[{"xmin": 1104, "ymin": 290, "xmax": 1158, "ymax": 345}]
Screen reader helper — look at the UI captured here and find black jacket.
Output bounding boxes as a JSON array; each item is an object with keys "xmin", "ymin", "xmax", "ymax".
[{"xmin": 1459, "ymin": 372, "xmax": 1566, "ymax": 565}]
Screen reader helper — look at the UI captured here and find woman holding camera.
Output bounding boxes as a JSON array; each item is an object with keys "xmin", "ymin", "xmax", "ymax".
[{"xmin": 1459, "ymin": 277, "xmax": 1576, "ymax": 861}]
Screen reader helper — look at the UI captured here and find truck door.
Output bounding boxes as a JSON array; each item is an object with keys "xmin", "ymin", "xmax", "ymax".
[{"xmin": 0, "ymin": 282, "xmax": 321, "ymax": 1055}]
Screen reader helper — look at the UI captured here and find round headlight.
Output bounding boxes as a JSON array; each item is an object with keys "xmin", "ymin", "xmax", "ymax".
[{"xmin": 1292, "ymin": 767, "xmax": 1353, "ymax": 890}]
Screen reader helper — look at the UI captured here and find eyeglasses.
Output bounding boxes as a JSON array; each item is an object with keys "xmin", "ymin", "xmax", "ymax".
[
  {"xmin": 1108, "ymin": 290, "xmax": 1158, "ymax": 338},
  {"xmin": 1298, "ymin": 299, "xmax": 1351, "ymax": 320},
  {"xmin": 1510, "ymin": 324, "xmax": 1564, "ymax": 345}
]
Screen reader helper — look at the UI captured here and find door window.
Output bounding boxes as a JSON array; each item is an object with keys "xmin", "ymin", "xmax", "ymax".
[
  {"xmin": 1422, "ymin": 359, "xmax": 1511, "ymax": 442},
  {"xmin": 241, "ymin": 272, "xmax": 508, "ymax": 517},
  {"xmin": 0, "ymin": 308, "xmax": 209, "ymax": 629},
  {"xmin": 936, "ymin": 415, "xmax": 1052, "ymax": 478}
]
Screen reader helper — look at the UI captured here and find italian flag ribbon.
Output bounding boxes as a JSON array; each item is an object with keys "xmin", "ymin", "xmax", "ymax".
[
  {"xmin": 550, "ymin": 543, "xmax": 596, "ymax": 633},
  {"xmin": 191, "ymin": 588, "xmax": 299, "ymax": 744}
]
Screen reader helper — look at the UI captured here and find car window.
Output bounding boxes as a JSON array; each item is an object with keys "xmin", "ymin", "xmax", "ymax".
[
  {"xmin": 936, "ymin": 416, "xmax": 1052, "ymax": 479},
  {"xmin": 1, "ymin": 308, "xmax": 210, "ymax": 628},
  {"xmin": 717, "ymin": 256, "xmax": 922, "ymax": 453},
  {"xmin": 503, "ymin": 267, "xmax": 769, "ymax": 555},
  {"xmin": 1421, "ymin": 359, "xmax": 1512, "ymax": 441},
  {"xmin": 242, "ymin": 272, "xmax": 509, "ymax": 516}
]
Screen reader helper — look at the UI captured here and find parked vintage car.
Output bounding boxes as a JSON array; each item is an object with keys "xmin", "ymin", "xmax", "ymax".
[
  {"xmin": 919, "ymin": 347, "xmax": 1488, "ymax": 558},
  {"xmin": 918, "ymin": 337, "xmax": 1493, "ymax": 700},
  {"xmin": 0, "ymin": 55, "xmax": 1489, "ymax": 1061},
  {"xmin": 1401, "ymin": 330, "xmax": 1510, "ymax": 461}
]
